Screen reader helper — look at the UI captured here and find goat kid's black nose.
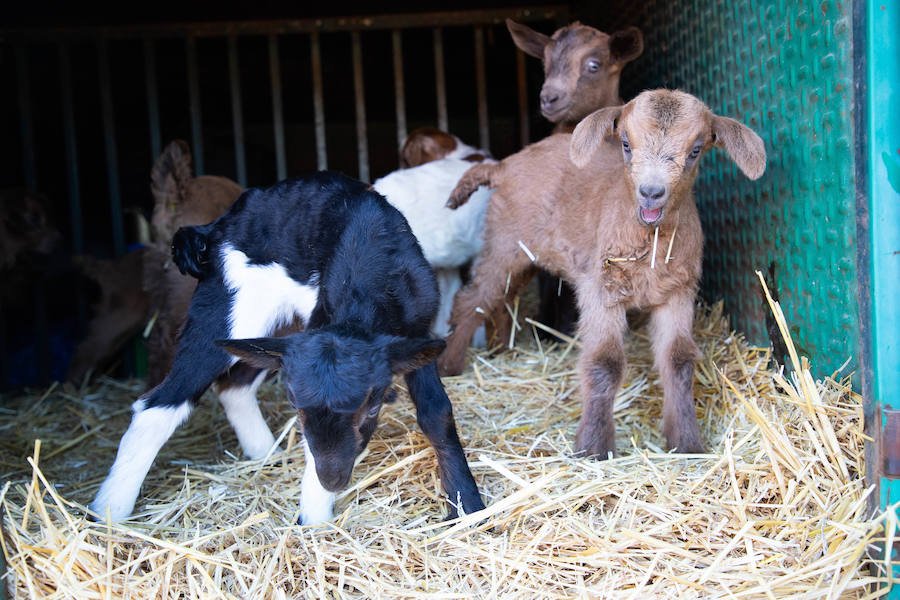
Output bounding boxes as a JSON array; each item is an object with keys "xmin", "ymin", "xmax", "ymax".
[
  {"xmin": 639, "ymin": 184, "xmax": 667, "ymax": 200},
  {"xmin": 318, "ymin": 469, "xmax": 351, "ymax": 492}
]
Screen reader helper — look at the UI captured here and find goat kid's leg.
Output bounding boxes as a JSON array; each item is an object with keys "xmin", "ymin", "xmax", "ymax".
[
  {"xmin": 438, "ymin": 239, "xmax": 531, "ymax": 376},
  {"xmin": 650, "ymin": 293, "xmax": 704, "ymax": 453},
  {"xmin": 91, "ymin": 279, "xmax": 234, "ymax": 521},
  {"xmin": 484, "ymin": 267, "xmax": 536, "ymax": 351},
  {"xmin": 298, "ymin": 439, "xmax": 336, "ymax": 525},
  {"xmin": 574, "ymin": 290, "xmax": 628, "ymax": 459},
  {"xmin": 432, "ymin": 267, "xmax": 463, "ymax": 337},
  {"xmin": 406, "ymin": 363, "xmax": 484, "ymax": 518},
  {"xmin": 215, "ymin": 364, "xmax": 275, "ymax": 460}
]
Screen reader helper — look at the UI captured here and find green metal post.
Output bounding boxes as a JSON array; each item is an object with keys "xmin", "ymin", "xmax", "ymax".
[{"xmin": 867, "ymin": 0, "xmax": 900, "ymax": 594}]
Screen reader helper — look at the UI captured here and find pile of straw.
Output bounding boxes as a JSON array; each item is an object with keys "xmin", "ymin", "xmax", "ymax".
[{"xmin": 1, "ymin": 278, "xmax": 895, "ymax": 598}]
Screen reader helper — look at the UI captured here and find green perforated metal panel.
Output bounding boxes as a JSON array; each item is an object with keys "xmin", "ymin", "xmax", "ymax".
[{"xmin": 595, "ymin": 0, "xmax": 859, "ymax": 375}]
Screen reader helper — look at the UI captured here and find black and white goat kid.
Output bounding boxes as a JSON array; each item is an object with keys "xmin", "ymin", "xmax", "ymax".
[{"xmin": 90, "ymin": 172, "xmax": 485, "ymax": 525}]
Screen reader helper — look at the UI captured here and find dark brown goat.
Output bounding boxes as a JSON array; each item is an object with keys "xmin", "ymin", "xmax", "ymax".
[
  {"xmin": 507, "ymin": 19, "xmax": 643, "ymax": 134},
  {"xmin": 440, "ymin": 90, "xmax": 766, "ymax": 458}
]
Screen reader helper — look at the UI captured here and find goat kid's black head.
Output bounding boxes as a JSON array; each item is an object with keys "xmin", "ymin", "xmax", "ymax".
[{"xmin": 217, "ymin": 330, "xmax": 445, "ymax": 492}]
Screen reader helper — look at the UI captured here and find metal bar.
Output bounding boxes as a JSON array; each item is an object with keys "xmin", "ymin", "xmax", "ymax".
[
  {"xmin": 474, "ymin": 25, "xmax": 489, "ymax": 151},
  {"xmin": 97, "ymin": 40, "xmax": 125, "ymax": 257},
  {"xmin": 310, "ymin": 31, "xmax": 327, "ymax": 170},
  {"xmin": 185, "ymin": 35, "xmax": 204, "ymax": 175},
  {"xmin": 269, "ymin": 34, "xmax": 287, "ymax": 181},
  {"xmin": 1, "ymin": 7, "xmax": 568, "ymax": 41},
  {"xmin": 516, "ymin": 48, "xmax": 529, "ymax": 147},
  {"xmin": 59, "ymin": 43, "xmax": 83, "ymax": 255},
  {"xmin": 227, "ymin": 36, "xmax": 247, "ymax": 186},
  {"xmin": 15, "ymin": 46, "xmax": 36, "ymax": 190},
  {"xmin": 351, "ymin": 31, "xmax": 369, "ymax": 183},
  {"xmin": 144, "ymin": 39, "xmax": 162, "ymax": 161},
  {"xmin": 433, "ymin": 28, "xmax": 448, "ymax": 132},
  {"xmin": 391, "ymin": 29, "xmax": 407, "ymax": 151},
  {"xmin": 60, "ymin": 43, "xmax": 88, "ymax": 339}
]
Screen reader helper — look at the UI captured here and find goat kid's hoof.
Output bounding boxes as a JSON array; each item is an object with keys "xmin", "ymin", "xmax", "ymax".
[
  {"xmin": 437, "ymin": 357, "xmax": 465, "ymax": 377},
  {"xmin": 667, "ymin": 439, "xmax": 705, "ymax": 454}
]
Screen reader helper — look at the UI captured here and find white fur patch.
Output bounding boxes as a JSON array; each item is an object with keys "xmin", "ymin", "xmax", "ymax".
[
  {"xmin": 220, "ymin": 244, "xmax": 319, "ymax": 342},
  {"xmin": 299, "ymin": 439, "xmax": 335, "ymax": 526},
  {"xmin": 90, "ymin": 401, "xmax": 192, "ymax": 521},
  {"xmin": 217, "ymin": 370, "xmax": 275, "ymax": 460},
  {"xmin": 372, "ymin": 158, "xmax": 494, "ymax": 269}
]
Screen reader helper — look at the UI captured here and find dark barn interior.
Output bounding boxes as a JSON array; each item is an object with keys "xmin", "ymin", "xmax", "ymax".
[{"xmin": 1, "ymin": 1, "xmax": 580, "ymax": 389}]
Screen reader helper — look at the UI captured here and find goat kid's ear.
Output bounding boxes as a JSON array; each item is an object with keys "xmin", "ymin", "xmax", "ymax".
[
  {"xmin": 386, "ymin": 337, "xmax": 446, "ymax": 375},
  {"xmin": 609, "ymin": 27, "xmax": 644, "ymax": 65},
  {"xmin": 506, "ymin": 19, "xmax": 551, "ymax": 59},
  {"xmin": 570, "ymin": 105, "xmax": 623, "ymax": 168},
  {"xmin": 215, "ymin": 337, "xmax": 289, "ymax": 370},
  {"xmin": 711, "ymin": 115, "xmax": 767, "ymax": 180}
]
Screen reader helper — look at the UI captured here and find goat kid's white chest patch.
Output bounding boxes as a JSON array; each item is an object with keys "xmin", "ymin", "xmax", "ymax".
[{"xmin": 220, "ymin": 244, "xmax": 319, "ymax": 341}]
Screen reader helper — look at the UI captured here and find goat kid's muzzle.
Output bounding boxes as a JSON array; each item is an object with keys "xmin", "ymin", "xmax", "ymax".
[{"xmin": 636, "ymin": 182, "xmax": 668, "ymax": 225}]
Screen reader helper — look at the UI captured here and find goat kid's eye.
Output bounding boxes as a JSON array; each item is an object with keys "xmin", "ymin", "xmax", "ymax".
[
  {"xmin": 686, "ymin": 143, "xmax": 703, "ymax": 163},
  {"xmin": 367, "ymin": 402, "xmax": 382, "ymax": 418},
  {"xmin": 585, "ymin": 59, "xmax": 601, "ymax": 73},
  {"xmin": 621, "ymin": 137, "xmax": 631, "ymax": 157}
]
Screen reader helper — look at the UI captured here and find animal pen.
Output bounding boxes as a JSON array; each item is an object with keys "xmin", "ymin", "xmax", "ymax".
[{"xmin": 1, "ymin": 1, "xmax": 899, "ymax": 598}]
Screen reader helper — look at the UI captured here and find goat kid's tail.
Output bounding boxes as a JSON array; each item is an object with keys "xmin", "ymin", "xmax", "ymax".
[
  {"xmin": 447, "ymin": 163, "xmax": 498, "ymax": 209},
  {"xmin": 171, "ymin": 224, "xmax": 214, "ymax": 280}
]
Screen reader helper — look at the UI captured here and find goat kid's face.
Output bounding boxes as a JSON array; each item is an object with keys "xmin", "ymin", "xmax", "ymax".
[
  {"xmin": 571, "ymin": 90, "xmax": 767, "ymax": 227},
  {"xmin": 218, "ymin": 332, "xmax": 444, "ymax": 492},
  {"xmin": 507, "ymin": 19, "xmax": 643, "ymax": 124}
]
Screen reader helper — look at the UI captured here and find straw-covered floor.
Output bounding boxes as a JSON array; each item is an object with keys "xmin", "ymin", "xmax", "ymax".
[{"xmin": 1, "ymin": 278, "xmax": 896, "ymax": 599}]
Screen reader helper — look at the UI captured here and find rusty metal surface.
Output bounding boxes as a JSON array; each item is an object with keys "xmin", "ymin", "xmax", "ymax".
[
  {"xmin": 227, "ymin": 36, "xmax": 247, "ymax": 187},
  {"xmin": 433, "ymin": 28, "xmax": 449, "ymax": 133},
  {"xmin": 143, "ymin": 40, "xmax": 162, "ymax": 162},
  {"xmin": 473, "ymin": 26, "xmax": 489, "ymax": 152},
  {"xmin": 268, "ymin": 35, "xmax": 287, "ymax": 182},
  {"xmin": 310, "ymin": 31, "xmax": 327, "ymax": 171},
  {"xmin": 185, "ymin": 36, "xmax": 204, "ymax": 176},
  {"xmin": 1, "ymin": 7, "xmax": 568, "ymax": 41},
  {"xmin": 391, "ymin": 29, "xmax": 407, "ymax": 150},
  {"xmin": 351, "ymin": 31, "xmax": 369, "ymax": 183}
]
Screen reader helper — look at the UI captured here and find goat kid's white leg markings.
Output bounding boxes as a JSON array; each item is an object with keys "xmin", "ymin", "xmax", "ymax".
[
  {"xmin": 91, "ymin": 400, "xmax": 192, "ymax": 521},
  {"xmin": 217, "ymin": 369, "xmax": 275, "ymax": 460},
  {"xmin": 299, "ymin": 439, "xmax": 335, "ymax": 526},
  {"xmin": 220, "ymin": 244, "xmax": 319, "ymax": 341}
]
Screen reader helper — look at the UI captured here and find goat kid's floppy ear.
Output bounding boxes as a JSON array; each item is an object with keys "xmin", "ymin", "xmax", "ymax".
[
  {"xmin": 506, "ymin": 19, "xmax": 551, "ymax": 59},
  {"xmin": 711, "ymin": 115, "xmax": 767, "ymax": 180},
  {"xmin": 570, "ymin": 105, "xmax": 623, "ymax": 168},
  {"xmin": 608, "ymin": 27, "xmax": 644, "ymax": 65},
  {"xmin": 387, "ymin": 338, "xmax": 446, "ymax": 375},
  {"xmin": 215, "ymin": 337, "xmax": 289, "ymax": 370}
]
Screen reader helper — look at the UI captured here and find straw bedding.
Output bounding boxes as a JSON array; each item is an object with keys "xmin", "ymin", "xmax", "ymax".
[{"xmin": 0, "ymin": 280, "xmax": 895, "ymax": 599}]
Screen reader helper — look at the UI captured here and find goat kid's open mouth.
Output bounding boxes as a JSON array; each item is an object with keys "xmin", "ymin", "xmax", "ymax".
[{"xmin": 639, "ymin": 206, "xmax": 664, "ymax": 226}]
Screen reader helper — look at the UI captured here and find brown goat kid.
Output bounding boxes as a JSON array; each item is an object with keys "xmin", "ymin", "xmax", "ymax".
[
  {"xmin": 440, "ymin": 90, "xmax": 766, "ymax": 458},
  {"xmin": 507, "ymin": 19, "xmax": 643, "ymax": 134},
  {"xmin": 143, "ymin": 140, "xmax": 243, "ymax": 386}
]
